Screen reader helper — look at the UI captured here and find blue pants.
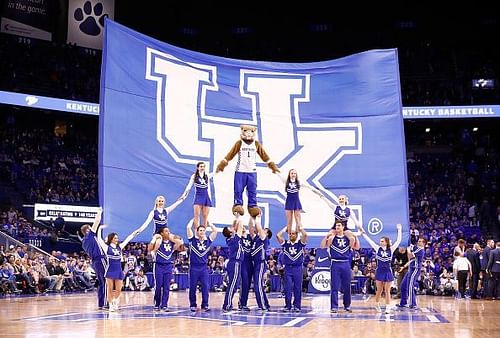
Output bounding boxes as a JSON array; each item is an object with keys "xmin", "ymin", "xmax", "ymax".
[
  {"xmin": 234, "ymin": 172, "xmax": 257, "ymax": 207},
  {"xmin": 239, "ymin": 258, "xmax": 254, "ymax": 307},
  {"xmin": 400, "ymin": 267, "xmax": 420, "ymax": 307},
  {"xmin": 189, "ymin": 265, "xmax": 209, "ymax": 308},
  {"xmin": 330, "ymin": 261, "xmax": 352, "ymax": 310},
  {"xmin": 153, "ymin": 264, "xmax": 172, "ymax": 308},
  {"xmin": 92, "ymin": 257, "xmax": 107, "ymax": 308},
  {"xmin": 253, "ymin": 261, "xmax": 270, "ymax": 309},
  {"xmin": 223, "ymin": 260, "xmax": 241, "ymax": 310},
  {"xmin": 284, "ymin": 265, "xmax": 302, "ymax": 310}
]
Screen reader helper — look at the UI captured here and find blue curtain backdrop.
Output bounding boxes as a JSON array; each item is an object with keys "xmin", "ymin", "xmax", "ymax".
[{"xmin": 99, "ymin": 19, "xmax": 409, "ymax": 247}]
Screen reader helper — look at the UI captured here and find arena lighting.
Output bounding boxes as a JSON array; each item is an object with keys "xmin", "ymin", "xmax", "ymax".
[
  {"xmin": 425, "ymin": 128, "xmax": 430, "ymax": 133},
  {"xmin": 473, "ymin": 127, "xmax": 479, "ymax": 132},
  {"xmin": 472, "ymin": 79, "xmax": 495, "ymax": 89},
  {"xmin": 1, "ymin": 89, "xmax": 500, "ymax": 119}
]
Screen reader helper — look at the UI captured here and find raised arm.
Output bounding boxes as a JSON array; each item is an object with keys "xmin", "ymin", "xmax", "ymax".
[
  {"xmin": 248, "ymin": 216, "xmax": 256, "ymax": 237},
  {"xmin": 347, "ymin": 210, "xmax": 361, "ymax": 228},
  {"xmin": 298, "ymin": 225, "xmax": 308, "ymax": 244},
  {"xmin": 275, "ymin": 173, "xmax": 286, "ymax": 184},
  {"xmin": 390, "ymin": 224, "xmax": 403, "ymax": 252},
  {"xmin": 166, "ymin": 196, "xmax": 186, "ymax": 214},
  {"xmin": 95, "ymin": 227, "xmax": 108, "ymax": 253},
  {"xmin": 254, "ymin": 215, "xmax": 267, "ymax": 240},
  {"xmin": 133, "ymin": 210, "xmax": 154, "ymax": 235},
  {"xmin": 90, "ymin": 207, "xmax": 103, "ymax": 233},
  {"xmin": 181, "ymin": 174, "xmax": 195, "ymax": 199},
  {"xmin": 120, "ymin": 229, "xmax": 139, "ymax": 249},
  {"xmin": 186, "ymin": 219, "xmax": 194, "ymax": 239},
  {"xmin": 301, "ymin": 181, "xmax": 323, "ymax": 197},
  {"xmin": 276, "ymin": 226, "xmax": 286, "ymax": 245},
  {"xmin": 407, "ymin": 245, "xmax": 415, "ymax": 260},
  {"xmin": 208, "ymin": 221, "xmax": 218, "ymax": 241},
  {"xmin": 359, "ymin": 226, "xmax": 379, "ymax": 251},
  {"xmin": 235, "ymin": 219, "xmax": 243, "ymax": 237},
  {"xmin": 319, "ymin": 194, "xmax": 337, "ymax": 211}
]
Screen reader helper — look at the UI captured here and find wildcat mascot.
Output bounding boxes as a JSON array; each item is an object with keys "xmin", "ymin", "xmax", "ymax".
[{"xmin": 216, "ymin": 125, "xmax": 279, "ymax": 217}]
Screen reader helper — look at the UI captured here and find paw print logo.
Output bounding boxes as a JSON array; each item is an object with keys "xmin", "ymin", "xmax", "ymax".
[{"xmin": 74, "ymin": 1, "xmax": 108, "ymax": 36}]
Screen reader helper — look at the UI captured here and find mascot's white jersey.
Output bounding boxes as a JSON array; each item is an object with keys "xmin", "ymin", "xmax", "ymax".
[{"xmin": 236, "ymin": 140, "xmax": 257, "ymax": 173}]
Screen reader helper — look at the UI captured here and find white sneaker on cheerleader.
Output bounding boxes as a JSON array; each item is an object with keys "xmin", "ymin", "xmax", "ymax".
[
  {"xmin": 375, "ymin": 303, "xmax": 382, "ymax": 312},
  {"xmin": 385, "ymin": 306, "xmax": 392, "ymax": 314}
]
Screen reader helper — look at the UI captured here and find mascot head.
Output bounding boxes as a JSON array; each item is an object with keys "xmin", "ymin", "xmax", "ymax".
[{"xmin": 240, "ymin": 125, "xmax": 256, "ymax": 144}]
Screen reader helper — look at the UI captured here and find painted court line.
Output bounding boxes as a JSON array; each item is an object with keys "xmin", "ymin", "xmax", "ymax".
[
  {"xmin": 426, "ymin": 315, "xmax": 440, "ymax": 323},
  {"xmin": 282, "ymin": 317, "xmax": 307, "ymax": 327},
  {"xmin": 24, "ymin": 312, "xmax": 80, "ymax": 321}
]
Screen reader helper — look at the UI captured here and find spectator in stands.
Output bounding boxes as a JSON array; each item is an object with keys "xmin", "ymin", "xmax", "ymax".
[
  {"xmin": 0, "ymin": 261, "xmax": 19, "ymax": 294},
  {"xmin": 352, "ymin": 265, "xmax": 363, "ymax": 277},
  {"xmin": 363, "ymin": 262, "xmax": 376, "ymax": 294},
  {"xmin": 133, "ymin": 269, "xmax": 150, "ymax": 291},
  {"xmin": 45, "ymin": 257, "xmax": 64, "ymax": 292}
]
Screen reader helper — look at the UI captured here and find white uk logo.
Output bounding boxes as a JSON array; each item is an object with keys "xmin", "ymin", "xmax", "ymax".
[
  {"xmin": 196, "ymin": 242, "xmax": 206, "ymax": 251},
  {"xmin": 145, "ymin": 48, "xmax": 363, "ymax": 235}
]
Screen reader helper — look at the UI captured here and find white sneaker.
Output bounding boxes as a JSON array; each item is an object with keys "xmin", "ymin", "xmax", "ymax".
[
  {"xmin": 113, "ymin": 298, "xmax": 119, "ymax": 311},
  {"xmin": 375, "ymin": 303, "xmax": 382, "ymax": 312},
  {"xmin": 385, "ymin": 306, "xmax": 391, "ymax": 314}
]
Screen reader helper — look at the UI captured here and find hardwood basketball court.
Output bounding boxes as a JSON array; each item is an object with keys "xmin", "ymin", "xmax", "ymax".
[{"xmin": 1, "ymin": 291, "xmax": 498, "ymax": 337}]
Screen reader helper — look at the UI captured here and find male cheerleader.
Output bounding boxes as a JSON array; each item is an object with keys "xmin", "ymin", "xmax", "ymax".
[
  {"xmin": 276, "ymin": 224, "xmax": 307, "ymax": 312},
  {"xmin": 81, "ymin": 208, "xmax": 107, "ymax": 309},
  {"xmin": 222, "ymin": 218, "xmax": 244, "ymax": 312},
  {"xmin": 187, "ymin": 221, "xmax": 218, "ymax": 311},
  {"xmin": 250, "ymin": 214, "xmax": 272, "ymax": 311},
  {"xmin": 321, "ymin": 221, "xmax": 360, "ymax": 313},
  {"xmin": 148, "ymin": 226, "xmax": 183, "ymax": 311},
  {"xmin": 398, "ymin": 237, "xmax": 427, "ymax": 309}
]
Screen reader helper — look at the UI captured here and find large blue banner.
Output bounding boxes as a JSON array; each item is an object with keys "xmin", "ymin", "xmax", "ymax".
[{"xmin": 99, "ymin": 19, "xmax": 409, "ymax": 247}]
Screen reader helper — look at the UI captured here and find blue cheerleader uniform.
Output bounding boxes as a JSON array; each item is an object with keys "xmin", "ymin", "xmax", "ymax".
[
  {"xmin": 193, "ymin": 174, "xmax": 213, "ymax": 207},
  {"xmin": 105, "ymin": 244, "xmax": 124, "ymax": 280},
  {"xmin": 285, "ymin": 180, "xmax": 302, "ymax": 210}
]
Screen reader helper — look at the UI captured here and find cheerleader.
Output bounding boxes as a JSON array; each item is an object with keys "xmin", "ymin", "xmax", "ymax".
[
  {"xmin": 276, "ymin": 169, "xmax": 322, "ymax": 234},
  {"xmin": 148, "ymin": 226, "xmax": 184, "ymax": 311},
  {"xmin": 319, "ymin": 194, "xmax": 362, "ymax": 232},
  {"xmin": 321, "ymin": 221, "xmax": 360, "ymax": 313},
  {"xmin": 359, "ymin": 223, "xmax": 402, "ymax": 313},
  {"xmin": 134, "ymin": 194, "xmax": 186, "ymax": 236},
  {"xmin": 181, "ymin": 162, "xmax": 215, "ymax": 228},
  {"xmin": 96, "ymin": 229, "xmax": 138, "ymax": 311}
]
